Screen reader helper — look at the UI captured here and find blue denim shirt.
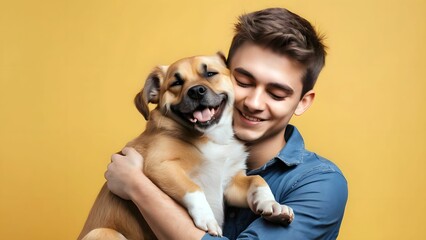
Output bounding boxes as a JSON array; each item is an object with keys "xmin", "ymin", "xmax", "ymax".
[{"xmin": 202, "ymin": 125, "xmax": 348, "ymax": 240}]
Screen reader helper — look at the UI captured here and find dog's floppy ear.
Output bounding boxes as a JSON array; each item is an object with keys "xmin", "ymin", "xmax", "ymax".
[
  {"xmin": 216, "ymin": 51, "xmax": 227, "ymax": 65},
  {"xmin": 134, "ymin": 65, "xmax": 168, "ymax": 120}
]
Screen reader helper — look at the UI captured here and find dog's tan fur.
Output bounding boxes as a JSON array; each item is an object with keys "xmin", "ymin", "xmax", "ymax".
[{"xmin": 79, "ymin": 53, "xmax": 293, "ymax": 240}]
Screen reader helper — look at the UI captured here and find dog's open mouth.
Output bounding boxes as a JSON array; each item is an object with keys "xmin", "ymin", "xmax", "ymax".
[
  {"xmin": 172, "ymin": 95, "xmax": 227, "ymax": 129},
  {"xmin": 189, "ymin": 104, "xmax": 222, "ymax": 124}
]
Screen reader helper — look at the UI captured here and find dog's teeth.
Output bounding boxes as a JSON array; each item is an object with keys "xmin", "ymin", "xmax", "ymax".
[{"xmin": 193, "ymin": 108, "xmax": 214, "ymax": 122}]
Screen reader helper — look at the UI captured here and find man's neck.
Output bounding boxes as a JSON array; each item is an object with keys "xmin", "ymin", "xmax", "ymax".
[{"xmin": 245, "ymin": 131, "xmax": 286, "ymax": 170}]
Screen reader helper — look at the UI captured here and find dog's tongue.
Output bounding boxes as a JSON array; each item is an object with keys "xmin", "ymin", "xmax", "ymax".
[{"xmin": 193, "ymin": 108, "xmax": 215, "ymax": 122}]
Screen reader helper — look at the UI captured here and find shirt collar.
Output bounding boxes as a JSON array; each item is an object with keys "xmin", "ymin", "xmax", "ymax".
[{"xmin": 275, "ymin": 124, "xmax": 305, "ymax": 166}]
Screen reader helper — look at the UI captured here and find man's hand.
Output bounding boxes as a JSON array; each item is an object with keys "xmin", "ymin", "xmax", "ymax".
[{"xmin": 105, "ymin": 147, "xmax": 145, "ymax": 200}]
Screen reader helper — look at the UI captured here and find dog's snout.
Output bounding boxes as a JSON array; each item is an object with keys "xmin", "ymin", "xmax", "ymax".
[{"xmin": 188, "ymin": 85, "xmax": 207, "ymax": 99}]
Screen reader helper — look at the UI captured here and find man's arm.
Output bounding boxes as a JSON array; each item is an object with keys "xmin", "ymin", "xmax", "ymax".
[
  {"xmin": 105, "ymin": 147, "xmax": 206, "ymax": 240},
  {"xmin": 106, "ymin": 148, "xmax": 348, "ymax": 240},
  {"xmin": 203, "ymin": 169, "xmax": 348, "ymax": 240}
]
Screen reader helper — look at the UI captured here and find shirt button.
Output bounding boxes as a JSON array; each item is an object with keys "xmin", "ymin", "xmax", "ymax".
[{"xmin": 229, "ymin": 211, "xmax": 236, "ymax": 218}]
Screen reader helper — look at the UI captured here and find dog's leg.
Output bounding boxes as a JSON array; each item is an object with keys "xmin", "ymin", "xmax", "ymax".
[
  {"xmin": 224, "ymin": 171, "xmax": 294, "ymax": 224},
  {"xmin": 146, "ymin": 163, "xmax": 222, "ymax": 236},
  {"xmin": 81, "ymin": 228, "xmax": 127, "ymax": 240}
]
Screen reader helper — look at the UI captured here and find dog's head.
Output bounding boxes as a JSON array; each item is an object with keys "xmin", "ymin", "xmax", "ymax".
[{"xmin": 135, "ymin": 53, "xmax": 234, "ymax": 133}]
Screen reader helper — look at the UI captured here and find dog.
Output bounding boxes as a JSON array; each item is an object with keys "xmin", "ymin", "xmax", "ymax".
[{"xmin": 78, "ymin": 53, "xmax": 294, "ymax": 240}]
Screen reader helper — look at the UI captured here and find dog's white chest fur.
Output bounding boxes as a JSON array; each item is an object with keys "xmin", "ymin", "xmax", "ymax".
[{"xmin": 190, "ymin": 124, "xmax": 248, "ymax": 226}]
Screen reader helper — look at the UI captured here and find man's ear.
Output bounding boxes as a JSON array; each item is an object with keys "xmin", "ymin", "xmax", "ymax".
[
  {"xmin": 295, "ymin": 90, "xmax": 315, "ymax": 116},
  {"xmin": 134, "ymin": 65, "xmax": 168, "ymax": 120}
]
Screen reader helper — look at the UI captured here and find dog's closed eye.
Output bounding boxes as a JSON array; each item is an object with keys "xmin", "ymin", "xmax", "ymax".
[
  {"xmin": 202, "ymin": 64, "xmax": 218, "ymax": 78},
  {"xmin": 171, "ymin": 73, "xmax": 184, "ymax": 87},
  {"xmin": 206, "ymin": 71, "xmax": 218, "ymax": 77}
]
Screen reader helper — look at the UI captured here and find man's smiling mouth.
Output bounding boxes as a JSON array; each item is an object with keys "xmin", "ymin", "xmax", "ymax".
[{"xmin": 240, "ymin": 111, "xmax": 263, "ymax": 122}]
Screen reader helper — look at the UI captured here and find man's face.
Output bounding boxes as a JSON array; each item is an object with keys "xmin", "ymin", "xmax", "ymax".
[{"xmin": 229, "ymin": 42, "xmax": 314, "ymax": 144}]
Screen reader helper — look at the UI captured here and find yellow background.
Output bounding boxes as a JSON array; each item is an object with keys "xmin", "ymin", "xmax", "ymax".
[{"xmin": 1, "ymin": 0, "xmax": 425, "ymax": 239}]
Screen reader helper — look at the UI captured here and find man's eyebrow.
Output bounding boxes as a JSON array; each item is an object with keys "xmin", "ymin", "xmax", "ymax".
[
  {"xmin": 234, "ymin": 67, "xmax": 255, "ymax": 79},
  {"xmin": 269, "ymin": 82, "xmax": 294, "ymax": 95}
]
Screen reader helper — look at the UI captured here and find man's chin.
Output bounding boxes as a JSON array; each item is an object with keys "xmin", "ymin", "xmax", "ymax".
[{"xmin": 234, "ymin": 129, "xmax": 260, "ymax": 144}]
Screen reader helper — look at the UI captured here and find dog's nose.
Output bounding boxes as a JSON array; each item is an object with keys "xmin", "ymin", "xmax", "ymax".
[{"xmin": 188, "ymin": 85, "xmax": 207, "ymax": 99}]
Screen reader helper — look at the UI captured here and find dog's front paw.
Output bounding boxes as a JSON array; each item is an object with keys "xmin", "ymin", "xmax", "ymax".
[
  {"xmin": 249, "ymin": 186, "xmax": 295, "ymax": 225},
  {"xmin": 184, "ymin": 191, "xmax": 223, "ymax": 236},
  {"xmin": 192, "ymin": 214, "xmax": 222, "ymax": 237},
  {"xmin": 257, "ymin": 201, "xmax": 294, "ymax": 225}
]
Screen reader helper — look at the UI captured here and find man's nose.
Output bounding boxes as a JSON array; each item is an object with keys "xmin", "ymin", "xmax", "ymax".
[{"xmin": 244, "ymin": 88, "xmax": 265, "ymax": 111}]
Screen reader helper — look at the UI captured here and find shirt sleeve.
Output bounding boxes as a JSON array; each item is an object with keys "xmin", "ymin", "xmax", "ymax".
[
  {"xmin": 278, "ymin": 167, "xmax": 348, "ymax": 239},
  {"xmin": 201, "ymin": 168, "xmax": 348, "ymax": 240},
  {"xmin": 248, "ymin": 169, "xmax": 347, "ymax": 239},
  {"xmin": 201, "ymin": 233, "xmax": 230, "ymax": 240}
]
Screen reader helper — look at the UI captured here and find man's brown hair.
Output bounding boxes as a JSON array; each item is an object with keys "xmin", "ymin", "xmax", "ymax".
[{"xmin": 227, "ymin": 8, "xmax": 327, "ymax": 96}]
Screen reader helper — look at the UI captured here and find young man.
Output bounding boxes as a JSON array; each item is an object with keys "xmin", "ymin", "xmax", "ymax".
[{"xmin": 105, "ymin": 8, "xmax": 348, "ymax": 240}]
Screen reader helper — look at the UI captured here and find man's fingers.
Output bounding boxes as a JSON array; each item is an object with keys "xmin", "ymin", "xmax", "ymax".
[
  {"xmin": 121, "ymin": 147, "xmax": 143, "ymax": 166},
  {"xmin": 104, "ymin": 163, "xmax": 112, "ymax": 180},
  {"xmin": 121, "ymin": 147, "xmax": 139, "ymax": 157},
  {"xmin": 111, "ymin": 153, "xmax": 124, "ymax": 162}
]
